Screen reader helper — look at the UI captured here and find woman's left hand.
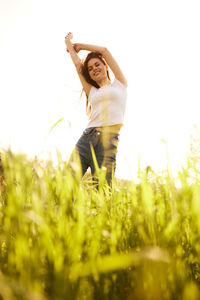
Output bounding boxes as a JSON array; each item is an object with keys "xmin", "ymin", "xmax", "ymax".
[{"xmin": 73, "ymin": 43, "xmax": 81, "ymax": 53}]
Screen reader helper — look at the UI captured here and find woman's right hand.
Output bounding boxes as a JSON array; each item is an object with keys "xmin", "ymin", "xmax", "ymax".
[
  {"xmin": 65, "ymin": 33, "xmax": 81, "ymax": 53},
  {"xmin": 65, "ymin": 32, "xmax": 73, "ymax": 50},
  {"xmin": 65, "ymin": 32, "xmax": 73, "ymax": 41}
]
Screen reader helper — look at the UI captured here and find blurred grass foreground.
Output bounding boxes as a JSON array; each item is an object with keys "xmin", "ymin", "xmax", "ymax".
[{"xmin": 1, "ymin": 143, "xmax": 200, "ymax": 300}]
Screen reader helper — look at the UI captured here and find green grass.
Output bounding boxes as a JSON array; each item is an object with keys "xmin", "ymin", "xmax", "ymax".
[{"xmin": 1, "ymin": 149, "xmax": 200, "ymax": 299}]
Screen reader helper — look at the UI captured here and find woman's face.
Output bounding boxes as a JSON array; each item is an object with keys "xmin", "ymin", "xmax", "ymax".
[{"xmin": 87, "ymin": 58, "xmax": 108, "ymax": 83}]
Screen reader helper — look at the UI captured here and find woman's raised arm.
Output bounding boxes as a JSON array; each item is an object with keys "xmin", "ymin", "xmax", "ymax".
[
  {"xmin": 74, "ymin": 43, "xmax": 128, "ymax": 87},
  {"xmin": 65, "ymin": 33, "xmax": 92, "ymax": 97}
]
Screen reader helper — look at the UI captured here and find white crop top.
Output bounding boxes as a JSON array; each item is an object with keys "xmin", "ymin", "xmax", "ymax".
[{"xmin": 86, "ymin": 78, "xmax": 127, "ymax": 128}]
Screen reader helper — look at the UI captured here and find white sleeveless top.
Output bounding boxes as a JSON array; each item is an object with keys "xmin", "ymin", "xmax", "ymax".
[{"xmin": 86, "ymin": 78, "xmax": 127, "ymax": 128}]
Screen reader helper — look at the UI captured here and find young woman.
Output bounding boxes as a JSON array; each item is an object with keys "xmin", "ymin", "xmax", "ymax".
[{"xmin": 65, "ymin": 32, "xmax": 127, "ymax": 186}]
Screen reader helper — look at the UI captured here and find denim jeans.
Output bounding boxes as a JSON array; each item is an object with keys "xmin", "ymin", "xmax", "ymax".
[{"xmin": 69, "ymin": 127, "xmax": 119, "ymax": 186}]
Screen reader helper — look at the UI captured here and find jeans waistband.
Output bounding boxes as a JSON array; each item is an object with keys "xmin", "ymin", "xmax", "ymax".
[
  {"xmin": 83, "ymin": 127, "xmax": 119, "ymax": 138},
  {"xmin": 83, "ymin": 127, "xmax": 100, "ymax": 135}
]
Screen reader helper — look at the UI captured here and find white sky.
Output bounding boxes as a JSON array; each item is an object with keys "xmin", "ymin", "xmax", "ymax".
[{"xmin": 0, "ymin": 0, "xmax": 200, "ymax": 180}]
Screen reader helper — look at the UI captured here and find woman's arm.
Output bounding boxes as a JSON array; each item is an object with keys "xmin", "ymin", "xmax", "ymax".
[
  {"xmin": 75, "ymin": 43, "xmax": 128, "ymax": 87},
  {"xmin": 65, "ymin": 33, "xmax": 92, "ymax": 97},
  {"xmin": 65, "ymin": 33, "xmax": 82, "ymax": 67}
]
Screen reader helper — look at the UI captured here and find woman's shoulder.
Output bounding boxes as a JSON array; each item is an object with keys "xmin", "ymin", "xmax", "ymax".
[
  {"xmin": 88, "ymin": 85, "xmax": 98, "ymax": 100},
  {"xmin": 113, "ymin": 77, "xmax": 127, "ymax": 89}
]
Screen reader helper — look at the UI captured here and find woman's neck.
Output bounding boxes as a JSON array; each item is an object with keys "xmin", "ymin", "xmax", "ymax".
[{"xmin": 98, "ymin": 78, "xmax": 111, "ymax": 87}]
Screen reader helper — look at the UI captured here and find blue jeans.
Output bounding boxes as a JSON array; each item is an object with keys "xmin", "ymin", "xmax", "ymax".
[{"xmin": 69, "ymin": 127, "xmax": 119, "ymax": 186}]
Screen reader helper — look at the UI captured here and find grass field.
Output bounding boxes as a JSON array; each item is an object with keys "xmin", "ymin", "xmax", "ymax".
[{"xmin": 0, "ymin": 147, "xmax": 200, "ymax": 300}]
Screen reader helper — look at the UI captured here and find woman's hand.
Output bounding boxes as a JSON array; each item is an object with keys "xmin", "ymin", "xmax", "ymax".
[
  {"xmin": 65, "ymin": 32, "xmax": 73, "ymax": 42},
  {"xmin": 65, "ymin": 32, "xmax": 73, "ymax": 52},
  {"xmin": 73, "ymin": 43, "xmax": 81, "ymax": 53},
  {"xmin": 65, "ymin": 33, "xmax": 81, "ymax": 53}
]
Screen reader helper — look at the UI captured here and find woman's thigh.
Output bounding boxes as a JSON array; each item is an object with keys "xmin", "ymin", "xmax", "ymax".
[
  {"xmin": 93, "ymin": 132, "xmax": 119, "ymax": 184},
  {"xmin": 69, "ymin": 134, "xmax": 91, "ymax": 176}
]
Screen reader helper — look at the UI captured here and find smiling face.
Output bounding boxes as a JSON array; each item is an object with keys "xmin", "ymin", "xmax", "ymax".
[{"xmin": 87, "ymin": 58, "xmax": 108, "ymax": 84}]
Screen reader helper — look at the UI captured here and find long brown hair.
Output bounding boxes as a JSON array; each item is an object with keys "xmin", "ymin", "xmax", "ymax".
[{"xmin": 81, "ymin": 52, "xmax": 110, "ymax": 89}]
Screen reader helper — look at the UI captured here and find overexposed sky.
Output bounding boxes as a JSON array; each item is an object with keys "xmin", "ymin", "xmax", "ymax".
[{"xmin": 0, "ymin": 0, "xmax": 200, "ymax": 179}]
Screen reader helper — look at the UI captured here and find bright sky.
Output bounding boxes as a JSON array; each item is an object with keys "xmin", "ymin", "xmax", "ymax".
[{"xmin": 0, "ymin": 0, "xmax": 200, "ymax": 180}]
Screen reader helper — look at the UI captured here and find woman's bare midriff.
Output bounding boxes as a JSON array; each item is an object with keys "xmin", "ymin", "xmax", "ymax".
[{"xmin": 95, "ymin": 124, "xmax": 123, "ymax": 134}]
